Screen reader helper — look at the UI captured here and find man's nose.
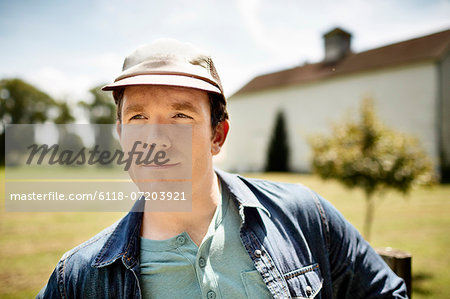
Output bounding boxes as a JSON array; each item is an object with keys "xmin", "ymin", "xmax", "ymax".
[{"xmin": 146, "ymin": 124, "xmax": 172, "ymax": 150}]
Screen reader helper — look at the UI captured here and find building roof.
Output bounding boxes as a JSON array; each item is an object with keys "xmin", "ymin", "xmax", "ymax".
[
  {"xmin": 323, "ymin": 27, "xmax": 352, "ymax": 38},
  {"xmin": 232, "ymin": 28, "xmax": 450, "ymax": 97}
]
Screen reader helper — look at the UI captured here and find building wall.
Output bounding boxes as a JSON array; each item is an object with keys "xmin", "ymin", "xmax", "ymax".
[{"xmin": 215, "ymin": 61, "xmax": 439, "ymax": 173}]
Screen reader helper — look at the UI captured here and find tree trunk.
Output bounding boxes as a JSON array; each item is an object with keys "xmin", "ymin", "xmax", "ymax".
[{"xmin": 363, "ymin": 193, "xmax": 374, "ymax": 241}]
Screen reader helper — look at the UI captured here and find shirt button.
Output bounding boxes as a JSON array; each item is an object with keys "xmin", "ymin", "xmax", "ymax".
[
  {"xmin": 254, "ymin": 249, "xmax": 262, "ymax": 257},
  {"xmin": 207, "ymin": 290, "xmax": 216, "ymax": 299},
  {"xmin": 305, "ymin": 285, "xmax": 313, "ymax": 296},
  {"xmin": 199, "ymin": 257, "xmax": 206, "ymax": 268},
  {"xmin": 176, "ymin": 235, "xmax": 185, "ymax": 245}
]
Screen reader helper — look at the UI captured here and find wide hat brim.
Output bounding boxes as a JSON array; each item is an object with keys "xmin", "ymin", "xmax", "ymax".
[{"xmin": 102, "ymin": 74, "xmax": 222, "ymax": 95}]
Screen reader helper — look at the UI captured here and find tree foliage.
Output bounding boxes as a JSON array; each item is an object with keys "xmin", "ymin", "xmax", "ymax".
[
  {"xmin": 54, "ymin": 102, "xmax": 75, "ymax": 124},
  {"xmin": 266, "ymin": 110, "xmax": 290, "ymax": 172},
  {"xmin": 309, "ymin": 98, "xmax": 435, "ymax": 240},
  {"xmin": 78, "ymin": 85, "xmax": 116, "ymax": 124},
  {"xmin": 1, "ymin": 78, "xmax": 57, "ymax": 124},
  {"xmin": 0, "ymin": 78, "xmax": 74, "ymax": 165}
]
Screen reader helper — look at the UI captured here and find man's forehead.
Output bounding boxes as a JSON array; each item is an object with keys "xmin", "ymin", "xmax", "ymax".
[
  {"xmin": 121, "ymin": 85, "xmax": 209, "ymax": 114},
  {"xmin": 123, "ymin": 85, "xmax": 208, "ymax": 99},
  {"xmin": 122, "ymin": 99, "xmax": 199, "ymax": 114}
]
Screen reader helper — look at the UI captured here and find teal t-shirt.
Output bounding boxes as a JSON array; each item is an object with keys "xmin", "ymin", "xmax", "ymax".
[{"xmin": 139, "ymin": 181, "xmax": 271, "ymax": 298}]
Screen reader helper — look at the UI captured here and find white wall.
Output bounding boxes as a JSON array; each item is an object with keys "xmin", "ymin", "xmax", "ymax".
[{"xmin": 214, "ymin": 61, "xmax": 439, "ymax": 173}]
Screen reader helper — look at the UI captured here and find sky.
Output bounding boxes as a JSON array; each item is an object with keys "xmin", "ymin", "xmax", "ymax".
[{"xmin": 1, "ymin": 0, "xmax": 449, "ymax": 109}]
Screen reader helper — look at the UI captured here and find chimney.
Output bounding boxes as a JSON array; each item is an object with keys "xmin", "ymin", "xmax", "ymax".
[{"xmin": 323, "ymin": 27, "xmax": 352, "ymax": 63}]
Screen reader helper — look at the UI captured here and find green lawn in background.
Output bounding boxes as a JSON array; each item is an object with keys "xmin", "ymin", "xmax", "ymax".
[{"xmin": 1, "ymin": 169, "xmax": 449, "ymax": 298}]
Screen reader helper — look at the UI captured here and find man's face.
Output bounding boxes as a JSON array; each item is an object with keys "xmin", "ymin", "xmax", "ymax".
[{"xmin": 118, "ymin": 85, "xmax": 226, "ymax": 193}]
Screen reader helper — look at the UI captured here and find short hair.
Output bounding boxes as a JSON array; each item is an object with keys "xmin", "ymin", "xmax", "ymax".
[{"xmin": 113, "ymin": 88, "xmax": 228, "ymax": 132}]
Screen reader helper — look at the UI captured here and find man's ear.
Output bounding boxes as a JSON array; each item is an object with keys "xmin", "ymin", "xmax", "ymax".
[{"xmin": 211, "ymin": 120, "xmax": 229, "ymax": 155}]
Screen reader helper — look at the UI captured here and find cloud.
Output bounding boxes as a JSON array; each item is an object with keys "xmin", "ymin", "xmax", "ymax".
[
  {"xmin": 24, "ymin": 67, "xmax": 92, "ymax": 102},
  {"xmin": 88, "ymin": 52, "xmax": 123, "ymax": 70},
  {"xmin": 236, "ymin": 0, "xmax": 450, "ymax": 68},
  {"xmin": 235, "ymin": 0, "xmax": 323, "ymax": 71},
  {"xmin": 21, "ymin": 50, "xmax": 125, "ymax": 105}
]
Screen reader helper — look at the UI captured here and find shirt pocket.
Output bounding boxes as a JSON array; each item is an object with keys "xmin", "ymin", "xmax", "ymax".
[
  {"xmin": 240, "ymin": 270, "xmax": 272, "ymax": 299},
  {"xmin": 283, "ymin": 263, "xmax": 323, "ymax": 298}
]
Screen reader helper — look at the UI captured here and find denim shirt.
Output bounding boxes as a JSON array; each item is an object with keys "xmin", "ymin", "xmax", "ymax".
[{"xmin": 37, "ymin": 169, "xmax": 407, "ymax": 298}]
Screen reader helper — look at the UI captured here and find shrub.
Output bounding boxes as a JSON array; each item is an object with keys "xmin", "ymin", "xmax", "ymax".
[{"xmin": 309, "ymin": 98, "xmax": 436, "ymax": 240}]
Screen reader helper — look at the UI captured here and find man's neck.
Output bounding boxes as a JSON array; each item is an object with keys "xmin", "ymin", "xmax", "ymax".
[{"xmin": 140, "ymin": 171, "xmax": 221, "ymax": 246}]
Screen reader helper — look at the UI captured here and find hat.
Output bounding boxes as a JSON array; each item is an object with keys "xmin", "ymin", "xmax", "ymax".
[{"xmin": 102, "ymin": 39, "xmax": 225, "ymax": 102}]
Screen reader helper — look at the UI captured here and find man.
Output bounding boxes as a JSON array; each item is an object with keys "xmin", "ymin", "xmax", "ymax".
[{"xmin": 38, "ymin": 39, "xmax": 407, "ymax": 298}]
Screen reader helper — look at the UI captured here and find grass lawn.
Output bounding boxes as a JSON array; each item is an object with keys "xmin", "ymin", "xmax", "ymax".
[{"xmin": 1, "ymin": 169, "xmax": 449, "ymax": 298}]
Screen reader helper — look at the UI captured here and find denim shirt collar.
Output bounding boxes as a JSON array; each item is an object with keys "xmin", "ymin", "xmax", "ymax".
[
  {"xmin": 92, "ymin": 169, "xmax": 270, "ymax": 269},
  {"xmin": 92, "ymin": 207, "xmax": 143, "ymax": 269},
  {"xmin": 215, "ymin": 169, "xmax": 271, "ymax": 218}
]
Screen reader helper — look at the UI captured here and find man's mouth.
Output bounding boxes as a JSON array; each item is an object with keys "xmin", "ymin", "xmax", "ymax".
[{"xmin": 140, "ymin": 162, "xmax": 181, "ymax": 169}]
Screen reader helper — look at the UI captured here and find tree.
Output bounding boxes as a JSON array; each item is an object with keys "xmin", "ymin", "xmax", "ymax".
[
  {"xmin": 54, "ymin": 101, "xmax": 75, "ymax": 124},
  {"xmin": 0, "ymin": 78, "xmax": 57, "ymax": 124},
  {"xmin": 78, "ymin": 84, "xmax": 116, "ymax": 124},
  {"xmin": 309, "ymin": 98, "xmax": 435, "ymax": 241},
  {"xmin": 78, "ymin": 84, "xmax": 117, "ymax": 167},
  {"xmin": 265, "ymin": 110, "xmax": 290, "ymax": 172},
  {"xmin": 0, "ymin": 78, "xmax": 74, "ymax": 165}
]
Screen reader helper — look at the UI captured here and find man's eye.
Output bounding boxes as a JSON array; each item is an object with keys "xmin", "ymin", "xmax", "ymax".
[
  {"xmin": 130, "ymin": 115, "xmax": 146, "ymax": 120},
  {"xmin": 174, "ymin": 113, "xmax": 192, "ymax": 119}
]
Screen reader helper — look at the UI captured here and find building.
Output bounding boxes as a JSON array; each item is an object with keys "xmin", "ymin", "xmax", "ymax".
[{"xmin": 216, "ymin": 27, "xmax": 450, "ymax": 181}]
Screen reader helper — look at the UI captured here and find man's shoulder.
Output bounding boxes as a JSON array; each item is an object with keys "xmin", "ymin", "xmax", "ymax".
[
  {"xmin": 57, "ymin": 217, "xmax": 122, "ymax": 272},
  {"xmin": 217, "ymin": 169, "xmax": 325, "ymax": 220},
  {"xmin": 238, "ymin": 174, "xmax": 322, "ymax": 208},
  {"xmin": 240, "ymin": 174, "xmax": 314, "ymax": 193},
  {"xmin": 37, "ymin": 215, "xmax": 134, "ymax": 298}
]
